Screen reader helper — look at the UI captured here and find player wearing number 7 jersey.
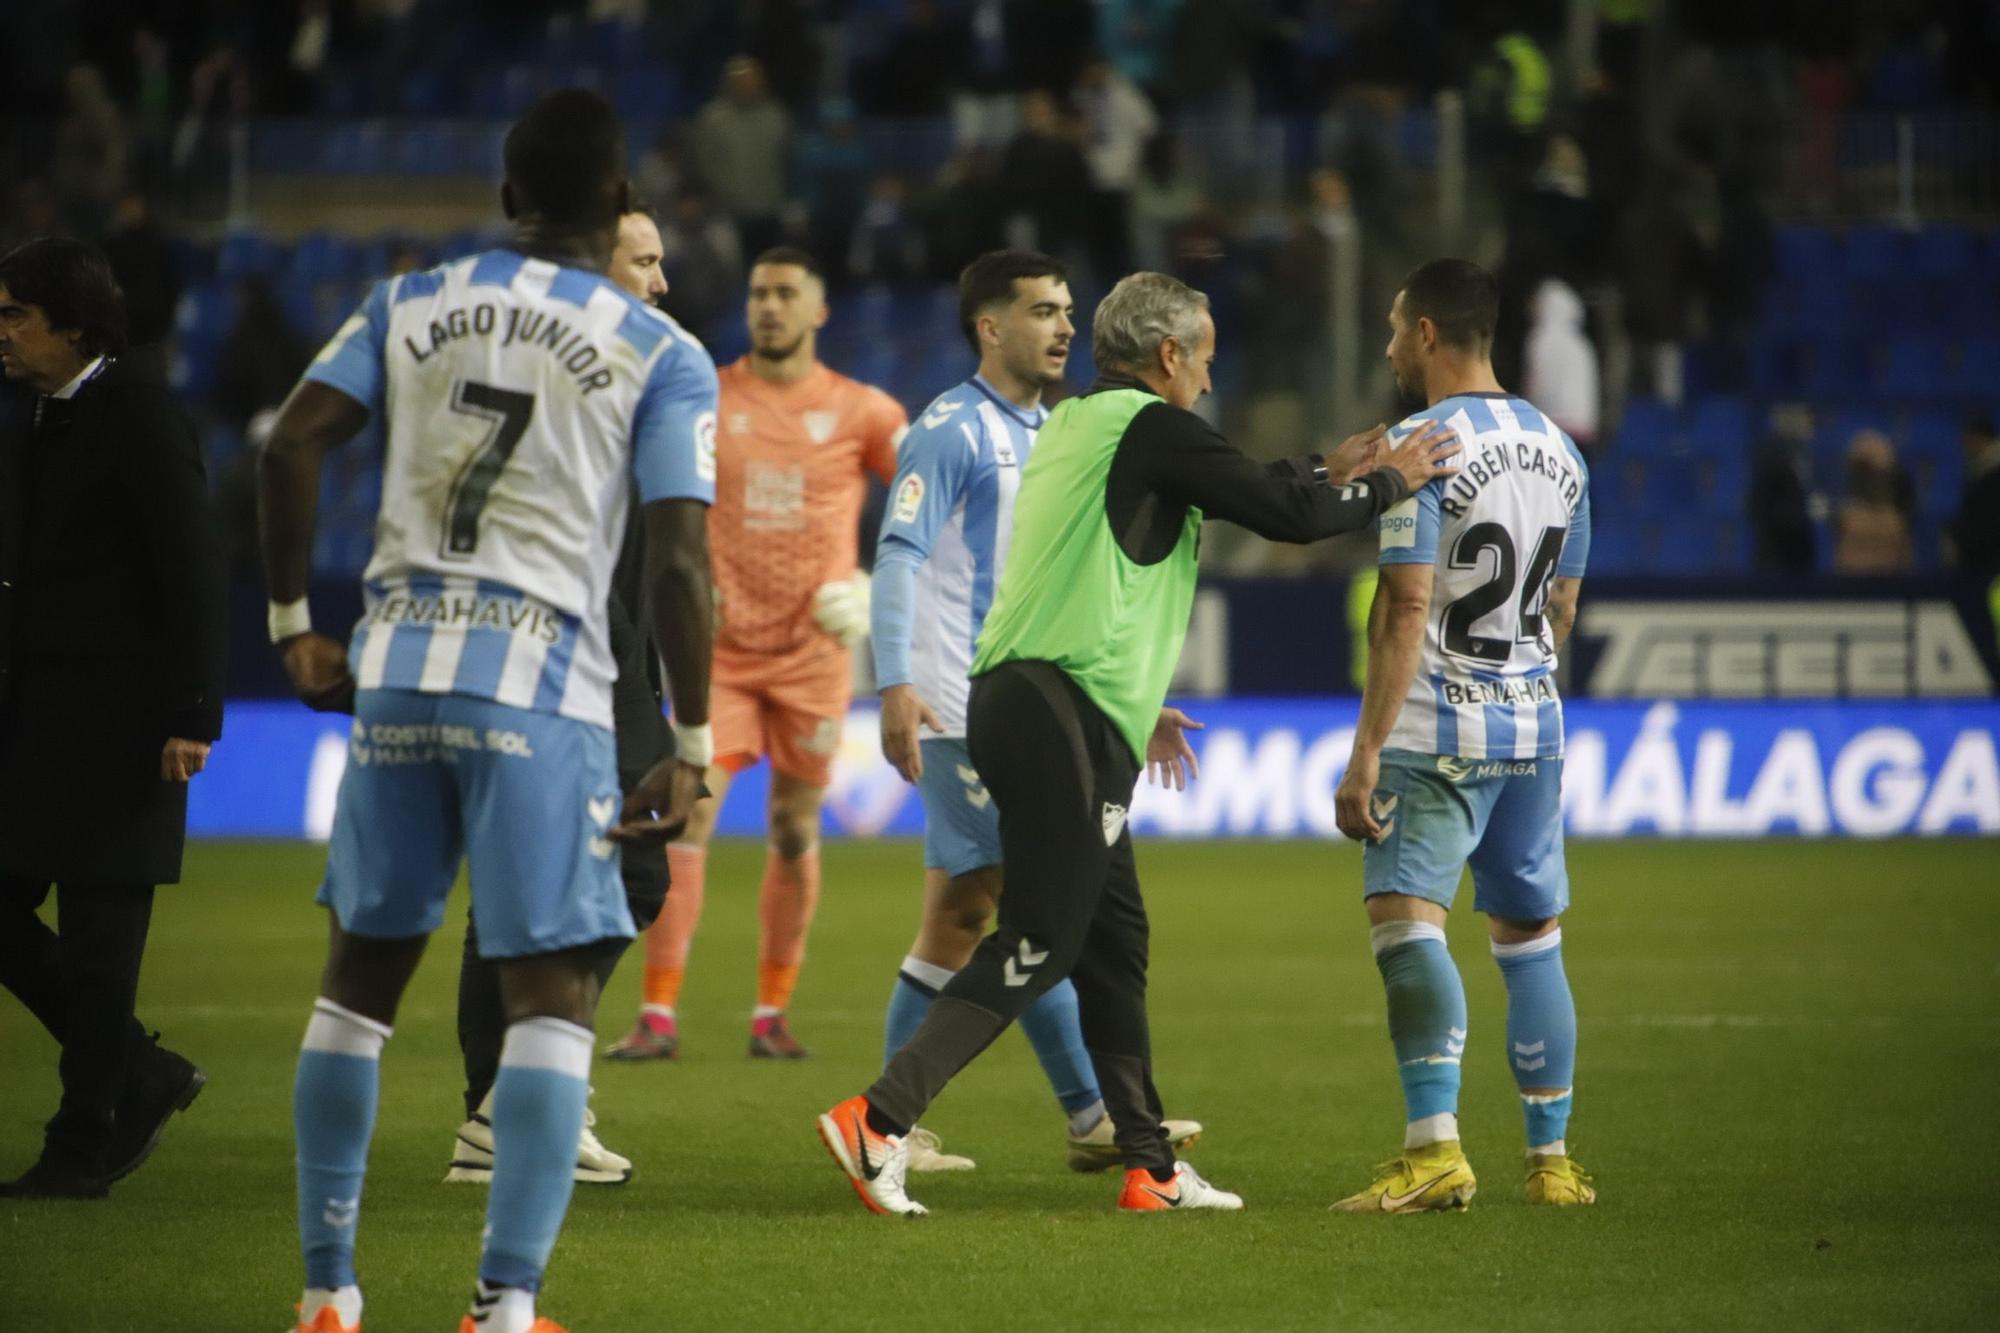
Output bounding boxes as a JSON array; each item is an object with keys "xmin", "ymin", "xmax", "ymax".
[
  {"xmin": 259, "ymin": 91, "xmax": 717, "ymax": 1333},
  {"xmin": 1332, "ymin": 260, "xmax": 1596, "ymax": 1215}
]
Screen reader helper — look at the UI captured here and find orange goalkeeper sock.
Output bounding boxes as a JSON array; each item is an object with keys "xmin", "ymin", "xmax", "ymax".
[
  {"xmin": 640, "ymin": 844, "xmax": 707, "ymax": 1014},
  {"xmin": 754, "ymin": 845, "xmax": 820, "ymax": 1014}
]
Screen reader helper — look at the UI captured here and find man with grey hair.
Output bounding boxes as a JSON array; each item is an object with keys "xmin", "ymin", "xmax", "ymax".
[{"xmin": 818, "ymin": 271, "xmax": 1458, "ymax": 1217}]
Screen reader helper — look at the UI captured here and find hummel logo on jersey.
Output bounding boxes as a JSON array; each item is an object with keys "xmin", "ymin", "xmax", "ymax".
[
  {"xmin": 1101, "ymin": 802, "xmax": 1127, "ymax": 845},
  {"xmin": 803, "ymin": 410, "xmax": 838, "ymax": 444},
  {"xmin": 921, "ymin": 401, "xmax": 961, "ymax": 430},
  {"xmin": 1003, "ymin": 937, "xmax": 1050, "ymax": 987},
  {"xmin": 588, "ymin": 795, "xmax": 617, "ymax": 827},
  {"xmin": 322, "ymin": 1196, "xmax": 359, "ymax": 1229},
  {"xmin": 956, "ymin": 764, "xmax": 991, "ymax": 809}
]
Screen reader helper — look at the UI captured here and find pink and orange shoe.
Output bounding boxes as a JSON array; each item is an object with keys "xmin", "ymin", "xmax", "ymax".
[
  {"xmin": 749, "ymin": 1013, "xmax": 808, "ymax": 1059},
  {"xmin": 815, "ymin": 1094, "xmax": 927, "ymax": 1216},
  {"xmin": 604, "ymin": 1011, "xmax": 677, "ymax": 1061}
]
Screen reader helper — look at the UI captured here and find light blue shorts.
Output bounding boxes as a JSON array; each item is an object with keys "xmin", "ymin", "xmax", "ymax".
[
  {"xmin": 916, "ymin": 737, "xmax": 1002, "ymax": 878},
  {"xmin": 318, "ymin": 689, "xmax": 635, "ymax": 958},
  {"xmin": 1360, "ymin": 749, "xmax": 1570, "ymax": 923}
]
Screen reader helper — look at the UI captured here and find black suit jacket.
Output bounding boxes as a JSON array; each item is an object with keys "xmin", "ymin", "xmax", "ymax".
[{"xmin": 0, "ymin": 357, "xmax": 226, "ymax": 884}]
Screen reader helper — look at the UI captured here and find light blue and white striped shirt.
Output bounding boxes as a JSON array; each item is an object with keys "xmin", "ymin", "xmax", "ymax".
[
  {"xmin": 871, "ymin": 375, "xmax": 1044, "ymax": 737},
  {"xmin": 305, "ymin": 249, "xmax": 718, "ymax": 729},
  {"xmin": 1377, "ymin": 392, "xmax": 1591, "ymax": 760}
]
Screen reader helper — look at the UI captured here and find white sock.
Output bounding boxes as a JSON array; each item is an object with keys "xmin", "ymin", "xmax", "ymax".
[
  {"xmin": 300, "ymin": 1285, "xmax": 362, "ymax": 1327},
  {"xmin": 752, "ymin": 1004, "xmax": 783, "ymax": 1020},
  {"xmin": 1404, "ymin": 1112, "xmax": 1459, "ymax": 1149},
  {"xmin": 639, "ymin": 1003, "xmax": 675, "ymax": 1021},
  {"xmin": 1529, "ymin": 1139, "xmax": 1567, "ymax": 1158},
  {"xmin": 471, "ymin": 1279, "xmax": 536, "ymax": 1332},
  {"xmin": 1066, "ymin": 1099, "xmax": 1107, "ymax": 1138}
]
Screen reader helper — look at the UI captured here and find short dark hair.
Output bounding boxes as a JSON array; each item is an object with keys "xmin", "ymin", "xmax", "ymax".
[
  {"xmin": 503, "ymin": 89, "xmax": 626, "ymax": 228},
  {"xmin": 1399, "ymin": 258, "xmax": 1499, "ymax": 351},
  {"xmin": 624, "ymin": 196, "xmax": 658, "ymax": 223},
  {"xmin": 0, "ymin": 236, "xmax": 128, "ymax": 359},
  {"xmin": 750, "ymin": 246, "xmax": 825, "ymax": 283},
  {"xmin": 957, "ymin": 249, "xmax": 1068, "ymax": 353}
]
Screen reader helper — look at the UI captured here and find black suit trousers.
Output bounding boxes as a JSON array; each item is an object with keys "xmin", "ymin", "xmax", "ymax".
[{"xmin": 0, "ymin": 876, "xmax": 155, "ymax": 1164}]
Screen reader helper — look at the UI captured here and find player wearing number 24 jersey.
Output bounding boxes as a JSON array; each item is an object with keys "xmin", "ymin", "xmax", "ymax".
[{"xmin": 1334, "ymin": 260, "xmax": 1596, "ymax": 1216}]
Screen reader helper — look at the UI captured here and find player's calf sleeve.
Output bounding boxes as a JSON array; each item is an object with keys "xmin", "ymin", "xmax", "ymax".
[
  {"xmin": 295, "ymin": 998, "xmax": 391, "ymax": 1292},
  {"xmin": 1371, "ymin": 921, "xmax": 1467, "ymax": 1146},
  {"xmin": 641, "ymin": 846, "xmax": 707, "ymax": 1011},
  {"xmin": 884, "ymin": 955, "xmax": 951, "ymax": 1067},
  {"xmin": 1493, "ymin": 929, "xmax": 1577, "ymax": 1151},
  {"xmin": 757, "ymin": 845, "xmax": 822, "ymax": 972},
  {"xmin": 480, "ymin": 1017, "xmax": 592, "ymax": 1292},
  {"xmin": 1015, "ymin": 977, "xmax": 1104, "ymax": 1116}
]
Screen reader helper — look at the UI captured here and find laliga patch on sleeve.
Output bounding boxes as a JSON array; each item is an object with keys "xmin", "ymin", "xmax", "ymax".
[
  {"xmin": 1379, "ymin": 496, "xmax": 1418, "ymax": 549},
  {"xmin": 893, "ymin": 473, "xmax": 925, "ymax": 523}
]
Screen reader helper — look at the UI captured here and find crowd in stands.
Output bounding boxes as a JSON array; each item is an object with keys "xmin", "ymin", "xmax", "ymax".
[{"xmin": 2, "ymin": 0, "xmax": 1998, "ymax": 584}]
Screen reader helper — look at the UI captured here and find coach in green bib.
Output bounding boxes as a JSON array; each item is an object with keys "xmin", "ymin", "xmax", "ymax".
[{"xmin": 832, "ymin": 272, "xmax": 1458, "ymax": 1215}]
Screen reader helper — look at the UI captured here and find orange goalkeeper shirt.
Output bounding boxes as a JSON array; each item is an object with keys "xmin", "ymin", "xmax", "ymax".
[{"xmin": 710, "ymin": 358, "xmax": 906, "ymax": 658}]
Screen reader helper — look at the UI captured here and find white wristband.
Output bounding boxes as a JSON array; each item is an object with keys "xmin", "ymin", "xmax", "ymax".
[
  {"xmin": 268, "ymin": 597, "xmax": 312, "ymax": 643},
  {"xmin": 671, "ymin": 721, "xmax": 714, "ymax": 769}
]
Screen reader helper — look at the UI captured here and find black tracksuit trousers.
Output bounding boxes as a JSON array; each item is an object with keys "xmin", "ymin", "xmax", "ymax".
[{"xmin": 866, "ymin": 660, "xmax": 1173, "ymax": 1172}]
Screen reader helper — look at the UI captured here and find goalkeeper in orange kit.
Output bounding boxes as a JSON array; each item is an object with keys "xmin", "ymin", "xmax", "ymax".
[{"xmin": 608, "ymin": 249, "xmax": 904, "ymax": 1060}]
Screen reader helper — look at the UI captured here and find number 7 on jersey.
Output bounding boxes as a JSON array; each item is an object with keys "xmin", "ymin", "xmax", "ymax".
[{"xmin": 442, "ymin": 379, "xmax": 536, "ymax": 559}]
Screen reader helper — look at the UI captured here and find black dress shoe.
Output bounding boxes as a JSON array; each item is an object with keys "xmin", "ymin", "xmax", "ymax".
[
  {"xmin": 0, "ymin": 1155, "xmax": 109, "ymax": 1200},
  {"xmin": 104, "ymin": 1038, "xmax": 207, "ymax": 1185}
]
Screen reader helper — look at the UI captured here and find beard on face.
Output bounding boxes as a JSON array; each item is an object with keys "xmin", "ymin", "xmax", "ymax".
[{"xmin": 752, "ymin": 331, "xmax": 806, "ymax": 361}]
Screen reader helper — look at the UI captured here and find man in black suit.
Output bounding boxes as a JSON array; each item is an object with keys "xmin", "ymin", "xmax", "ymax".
[{"xmin": 0, "ymin": 237, "xmax": 224, "ymax": 1198}]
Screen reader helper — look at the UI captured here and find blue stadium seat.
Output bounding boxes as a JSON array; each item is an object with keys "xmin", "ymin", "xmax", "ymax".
[
  {"xmin": 1771, "ymin": 277, "xmax": 1851, "ymax": 339},
  {"xmin": 1586, "ymin": 518, "xmax": 1644, "ymax": 573},
  {"xmin": 1614, "ymin": 396, "xmax": 1677, "ymax": 457},
  {"xmin": 1693, "ymin": 450, "xmax": 1750, "ymax": 518},
  {"xmin": 1913, "ymin": 443, "xmax": 1966, "ymax": 517},
  {"xmin": 1804, "ymin": 338, "xmax": 1869, "ymax": 400},
  {"xmin": 614, "ymin": 68, "xmax": 680, "ymax": 129},
  {"xmin": 1955, "ymin": 337, "xmax": 2000, "ymax": 397},
  {"xmin": 1843, "ymin": 224, "xmax": 1912, "ymax": 282},
  {"xmin": 1775, "ymin": 225, "xmax": 1841, "ymax": 284},
  {"xmin": 1914, "ymin": 224, "xmax": 1981, "ymax": 280},
  {"xmin": 289, "ymin": 230, "xmax": 356, "ymax": 285},
  {"xmin": 217, "ymin": 230, "xmax": 284, "ymax": 279},
  {"xmin": 1876, "ymin": 338, "xmax": 1952, "ymax": 398},
  {"xmin": 1748, "ymin": 338, "xmax": 1808, "ymax": 398},
  {"xmin": 1685, "ymin": 395, "xmax": 1753, "ymax": 457}
]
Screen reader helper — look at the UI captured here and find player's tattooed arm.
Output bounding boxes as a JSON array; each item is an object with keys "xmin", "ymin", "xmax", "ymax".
[
  {"xmin": 260, "ymin": 380, "xmax": 369, "ymax": 711},
  {"xmin": 1545, "ymin": 576, "xmax": 1583, "ymax": 649}
]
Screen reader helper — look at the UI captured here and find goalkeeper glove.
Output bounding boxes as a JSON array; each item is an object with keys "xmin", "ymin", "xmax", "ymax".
[{"xmin": 812, "ymin": 570, "xmax": 871, "ymax": 648}]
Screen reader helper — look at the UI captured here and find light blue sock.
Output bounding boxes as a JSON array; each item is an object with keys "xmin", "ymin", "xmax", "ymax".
[
  {"xmin": 1015, "ymin": 977, "xmax": 1103, "ymax": 1117},
  {"xmin": 1371, "ymin": 920, "xmax": 1467, "ymax": 1144},
  {"xmin": 883, "ymin": 955, "xmax": 949, "ymax": 1068},
  {"xmin": 1494, "ymin": 928, "xmax": 1577, "ymax": 1151},
  {"xmin": 479, "ymin": 1017, "xmax": 592, "ymax": 1293},
  {"xmin": 295, "ymin": 998, "xmax": 391, "ymax": 1292}
]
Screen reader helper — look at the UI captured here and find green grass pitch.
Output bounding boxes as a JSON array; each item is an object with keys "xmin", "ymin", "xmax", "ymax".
[{"xmin": 2, "ymin": 837, "xmax": 1996, "ymax": 1331}]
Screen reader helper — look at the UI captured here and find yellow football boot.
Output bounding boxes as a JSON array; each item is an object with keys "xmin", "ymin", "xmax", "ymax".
[
  {"xmin": 1331, "ymin": 1140, "xmax": 1477, "ymax": 1214},
  {"xmin": 1524, "ymin": 1152, "xmax": 1596, "ymax": 1205}
]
